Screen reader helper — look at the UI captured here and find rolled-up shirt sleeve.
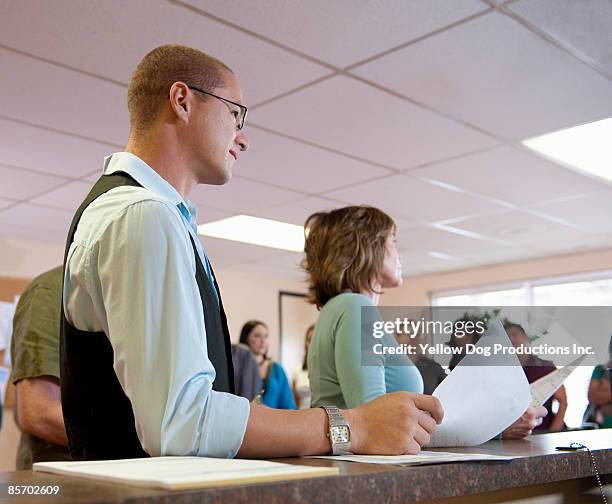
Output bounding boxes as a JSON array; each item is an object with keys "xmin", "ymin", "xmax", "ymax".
[{"xmin": 74, "ymin": 198, "xmax": 249, "ymax": 458}]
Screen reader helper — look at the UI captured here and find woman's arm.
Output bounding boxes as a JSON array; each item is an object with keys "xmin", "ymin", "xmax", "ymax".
[
  {"xmin": 588, "ymin": 377, "xmax": 611, "ymax": 406},
  {"xmin": 549, "ymin": 385, "xmax": 567, "ymax": 431}
]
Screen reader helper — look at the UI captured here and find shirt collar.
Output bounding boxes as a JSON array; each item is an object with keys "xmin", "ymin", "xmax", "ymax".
[{"xmin": 103, "ymin": 152, "xmax": 199, "ymax": 224}]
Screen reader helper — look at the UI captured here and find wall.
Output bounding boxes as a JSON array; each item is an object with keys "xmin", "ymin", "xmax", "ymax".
[{"xmin": 382, "ymin": 248, "xmax": 612, "ymax": 306}]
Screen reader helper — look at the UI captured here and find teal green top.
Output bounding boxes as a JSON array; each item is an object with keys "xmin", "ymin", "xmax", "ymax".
[{"xmin": 308, "ymin": 293, "xmax": 423, "ymax": 409}]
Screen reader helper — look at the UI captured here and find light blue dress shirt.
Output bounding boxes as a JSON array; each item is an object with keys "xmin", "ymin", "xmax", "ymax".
[{"xmin": 63, "ymin": 152, "xmax": 249, "ymax": 458}]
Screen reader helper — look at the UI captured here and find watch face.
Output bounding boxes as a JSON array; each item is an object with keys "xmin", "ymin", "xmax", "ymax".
[{"xmin": 331, "ymin": 425, "xmax": 350, "ymax": 444}]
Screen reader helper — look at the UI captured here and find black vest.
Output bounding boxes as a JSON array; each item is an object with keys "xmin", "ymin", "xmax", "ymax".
[{"xmin": 60, "ymin": 172, "xmax": 235, "ymax": 460}]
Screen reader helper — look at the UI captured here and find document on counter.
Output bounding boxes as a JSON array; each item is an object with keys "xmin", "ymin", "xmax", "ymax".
[
  {"xmin": 34, "ymin": 456, "xmax": 339, "ymax": 490},
  {"xmin": 530, "ymin": 352, "xmax": 586, "ymax": 407},
  {"xmin": 428, "ymin": 319, "xmax": 532, "ymax": 448},
  {"xmin": 310, "ymin": 451, "xmax": 520, "ymax": 465}
]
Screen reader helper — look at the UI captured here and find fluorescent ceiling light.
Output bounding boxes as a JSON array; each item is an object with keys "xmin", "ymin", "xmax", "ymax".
[
  {"xmin": 522, "ymin": 117, "xmax": 612, "ymax": 183},
  {"xmin": 428, "ymin": 251, "xmax": 454, "ymax": 261},
  {"xmin": 197, "ymin": 215, "xmax": 305, "ymax": 252}
]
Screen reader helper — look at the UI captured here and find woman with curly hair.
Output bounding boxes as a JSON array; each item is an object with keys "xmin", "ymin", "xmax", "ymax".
[{"xmin": 302, "ymin": 206, "xmax": 424, "ymax": 409}]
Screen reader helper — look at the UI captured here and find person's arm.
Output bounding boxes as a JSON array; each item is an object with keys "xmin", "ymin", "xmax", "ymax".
[
  {"xmin": 292, "ymin": 379, "xmax": 301, "ymax": 409},
  {"xmin": 588, "ymin": 368, "xmax": 611, "ymax": 406},
  {"xmin": 14, "ymin": 376, "xmax": 67, "ymax": 446},
  {"xmin": 501, "ymin": 405, "xmax": 547, "ymax": 439},
  {"xmin": 0, "ymin": 349, "xmax": 4, "ymax": 366},
  {"xmin": 238, "ymin": 391, "xmax": 444, "ymax": 457},
  {"xmin": 549, "ymin": 386, "xmax": 567, "ymax": 431}
]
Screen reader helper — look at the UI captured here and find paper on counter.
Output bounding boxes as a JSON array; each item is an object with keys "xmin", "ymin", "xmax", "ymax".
[
  {"xmin": 34, "ymin": 456, "xmax": 338, "ymax": 490},
  {"xmin": 310, "ymin": 450, "xmax": 520, "ymax": 465},
  {"xmin": 428, "ymin": 319, "xmax": 532, "ymax": 448},
  {"xmin": 530, "ymin": 353, "xmax": 586, "ymax": 407}
]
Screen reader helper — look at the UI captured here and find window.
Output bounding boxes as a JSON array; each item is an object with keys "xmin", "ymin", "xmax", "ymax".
[{"xmin": 432, "ymin": 270, "xmax": 612, "ymax": 428}]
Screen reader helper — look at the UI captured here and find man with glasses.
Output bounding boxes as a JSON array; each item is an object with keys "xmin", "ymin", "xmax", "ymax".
[{"xmin": 61, "ymin": 44, "xmax": 443, "ymax": 460}]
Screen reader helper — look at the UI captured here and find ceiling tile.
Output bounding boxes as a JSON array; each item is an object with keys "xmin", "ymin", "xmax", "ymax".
[
  {"xmin": 236, "ymin": 128, "xmax": 392, "ymax": 193},
  {"xmin": 251, "ymin": 75, "xmax": 498, "ymax": 170},
  {"xmin": 29, "ymin": 181, "xmax": 93, "ymax": 211},
  {"xmin": 195, "ymin": 206, "xmax": 235, "ymax": 225},
  {"xmin": 352, "ymin": 11, "xmax": 612, "ymax": 139},
  {"xmin": 222, "ymin": 261, "xmax": 306, "ymax": 279},
  {"xmin": 509, "ymin": 0, "xmax": 612, "ymax": 75},
  {"xmin": 449, "ymin": 209, "xmax": 587, "ymax": 247},
  {"xmin": 0, "ymin": 118, "xmax": 117, "ymax": 178},
  {"xmin": 0, "ymin": 199, "xmax": 14, "ymax": 211},
  {"xmin": 530, "ymin": 192, "xmax": 612, "ymax": 233},
  {"xmin": 200, "ymin": 235, "xmax": 288, "ymax": 264},
  {"xmin": 251, "ymin": 197, "xmax": 342, "ymax": 226},
  {"xmin": 190, "ymin": 176, "xmax": 303, "ymax": 213},
  {"xmin": 0, "ymin": 164, "xmax": 66, "ymax": 201},
  {"xmin": 0, "ymin": 0, "xmax": 329, "ymax": 105},
  {"xmin": 397, "ymin": 224, "xmax": 501, "ymax": 257},
  {"xmin": 325, "ymin": 174, "xmax": 506, "ymax": 222},
  {"xmin": 0, "ymin": 203, "xmax": 73, "ymax": 234},
  {"xmin": 412, "ymin": 146, "xmax": 610, "ymax": 207},
  {"xmin": 0, "ymin": 49, "xmax": 129, "ymax": 145},
  {"xmin": 184, "ymin": 0, "xmax": 486, "ymax": 67}
]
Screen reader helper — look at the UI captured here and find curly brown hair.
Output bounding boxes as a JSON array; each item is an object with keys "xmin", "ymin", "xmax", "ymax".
[{"xmin": 301, "ymin": 206, "xmax": 396, "ymax": 309}]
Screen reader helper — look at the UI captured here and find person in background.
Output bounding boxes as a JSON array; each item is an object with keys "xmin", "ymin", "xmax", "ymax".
[
  {"xmin": 304, "ymin": 206, "xmax": 425, "ymax": 410},
  {"xmin": 293, "ymin": 324, "xmax": 314, "ymax": 409},
  {"xmin": 10, "ymin": 266, "xmax": 70, "ymax": 469},
  {"xmin": 505, "ymin": 322, "xmax": 567, "ymax": 432},
  {"xmin": 586, "ymin": 335, "xmax": 612, "ymax": 428},
  {"xmin": 405, "ymin": 333, "xmax": 447, "ymax": 396},
  {"xmin": 231, "ymin": 343, "xmax": 262, "ymax": 401},
  {"xmin": 240, "ymin": 320, "xmax": 296, "ymax": 409}
]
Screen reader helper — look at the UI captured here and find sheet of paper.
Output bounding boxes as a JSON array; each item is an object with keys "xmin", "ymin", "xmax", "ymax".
[
  {"xmin": 428, "ymin": 319, "xmax": 532, "ymax": 448},
  {"xmin": 310, "ymin": 450, "xmax": 520, "ymax": 465},
  {"xmin": 34, "ymin": 456, "xmax": 338, "ymax": 490},
  {"xmin": 530, "ymin": 354, "xmax": 586, "ymax": 407}
]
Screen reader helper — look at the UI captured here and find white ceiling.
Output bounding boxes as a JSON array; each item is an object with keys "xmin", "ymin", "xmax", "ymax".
[{"xmin": 0, "ymin": 0, "xmax": 611, "ymax": 279}]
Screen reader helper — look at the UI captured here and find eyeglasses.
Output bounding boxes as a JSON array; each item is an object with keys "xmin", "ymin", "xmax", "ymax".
[{"xmin": 187, "ymin": 85, "xmax": 248, "ymax": 130}]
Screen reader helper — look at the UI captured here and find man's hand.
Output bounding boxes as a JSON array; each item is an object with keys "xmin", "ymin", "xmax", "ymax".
[
  {"xmin": 501, "ymin": 406, "xmax": 547, "ymax": 439},
  {"xmin": 347, "ymin": 392, "xmax": 444, "ymax": 455}
]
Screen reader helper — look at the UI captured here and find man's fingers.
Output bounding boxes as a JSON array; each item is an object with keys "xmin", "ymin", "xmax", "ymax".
[
  {"xmin": 412, "ymin": 425, "xmax": 431, "ymax": 447},
  {"xmin": 417, "ymin": 410, "xmax": 438, "ymax": 434},
  {"xmin": 535, "ymin": 406, "xmax": 547, "ymax": 418},
  {"xmin": 403, "ymin": 439, "xmax": 421, "ymax": 455},
  {"xmin": 412, "ymin": 395, "xmax": 444, "ymax": 424}
]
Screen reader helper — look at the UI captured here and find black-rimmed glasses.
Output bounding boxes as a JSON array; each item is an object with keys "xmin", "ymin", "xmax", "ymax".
[{"xmin": 187, "ymin": 85, "xmax": 248, "ymax": 130}]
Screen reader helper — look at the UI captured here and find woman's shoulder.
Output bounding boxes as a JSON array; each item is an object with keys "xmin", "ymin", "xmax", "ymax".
[{"xmin": 323, "ymin": 292, "xmax": 375, "ymax": 312}]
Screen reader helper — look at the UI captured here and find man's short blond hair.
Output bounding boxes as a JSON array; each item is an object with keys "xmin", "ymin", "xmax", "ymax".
[{"xmin": 127, "ymin": 44, "xmax": 233, "ymax": 134}]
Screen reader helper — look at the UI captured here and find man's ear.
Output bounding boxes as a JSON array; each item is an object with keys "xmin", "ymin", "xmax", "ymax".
[{"xmin": 168, "ymin": 82, "xmax": 190, "ymax": 123}]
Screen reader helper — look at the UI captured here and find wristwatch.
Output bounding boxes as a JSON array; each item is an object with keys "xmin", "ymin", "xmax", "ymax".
[{"xmin": 320, "ymin": 405, "xmax": 352, "ymax": 455}]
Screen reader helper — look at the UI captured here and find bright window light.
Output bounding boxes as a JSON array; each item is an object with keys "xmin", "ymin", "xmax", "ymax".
[
  {"xmin": 197, "ymin": 215, "xmax": 305, "ymax": 252},
  {"xmin": 522, "ymin": 117, "xmax": 612, "ymax": 183}
]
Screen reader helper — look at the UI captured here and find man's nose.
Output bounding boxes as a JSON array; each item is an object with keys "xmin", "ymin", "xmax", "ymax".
[{"xmin": 235, "ymin": 130, "xmax": 249, "ymax": 151}]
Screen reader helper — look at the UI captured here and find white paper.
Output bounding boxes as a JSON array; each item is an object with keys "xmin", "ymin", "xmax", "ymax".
[
  {"xmin": 530, "ymin": 354, "xmax": 586, "ymax": 407},
  {"xmin": 428, "ymin": 319, "xmax": 532, "ymax": 448},
  {"xmin": 34, "ymin": 456, "xmax": 338, "ymax": 490},
  {"xmin": 311, "ymin": 450, "xmax": 520, "ymax": 465}
]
